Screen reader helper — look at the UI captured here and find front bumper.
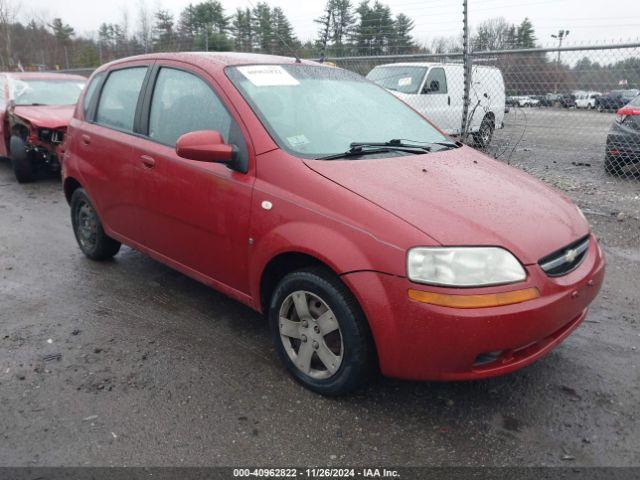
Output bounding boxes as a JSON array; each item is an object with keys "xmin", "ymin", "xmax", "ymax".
[{"xmin": 342, "ymin": 235, "xmax": 605, "ymax": 381}]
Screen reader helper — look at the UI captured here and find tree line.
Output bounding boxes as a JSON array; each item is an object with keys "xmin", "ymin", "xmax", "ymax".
[{"xmin": 0, "ymin": 0, "xmax": 636, "ymax": 94}]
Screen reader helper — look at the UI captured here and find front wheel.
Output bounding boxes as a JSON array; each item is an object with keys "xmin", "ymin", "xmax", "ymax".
[
  {"xmin": 269, "ymin": 268, "xmax": 376, "ymax": 395},
  {"xmin": 70, "ymin": 188, "xmax": 121, "ymax": 260},
  {"xmin": 473, "ymin": 115, "xmax": 495, "ymax": 149},
  {"xmin": 10, "ymin": 136, "xmax": 35, "ymax": 183}
]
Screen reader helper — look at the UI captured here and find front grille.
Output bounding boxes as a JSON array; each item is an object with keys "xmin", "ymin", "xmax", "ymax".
[{"xmin": 538, "ymin": 235, "xmax": 589, "ymax": 277}]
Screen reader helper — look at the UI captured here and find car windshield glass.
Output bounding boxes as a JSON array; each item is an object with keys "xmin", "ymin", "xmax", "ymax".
[
  {"xmin": 10, "ymin": 78, "xmax": 85, "ymax": 106},
  {"xmin": 365, "ymin": 66, "xmax": 427, "ymax": 94},
  {"xmin": 628, "ymin": 95, "xmax": 640, "ymax": 107},
  {"xmin": 226, "ymin": 64, "xmax": 446, "ymax": 159}
]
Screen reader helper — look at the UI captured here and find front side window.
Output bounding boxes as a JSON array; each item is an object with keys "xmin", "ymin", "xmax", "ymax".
[
  {"xmin": 227, "ymin": 64, "xmax": 447, "ymax": 159},
  {"xmin": 148, "ymin": 68, "xmax": 232, "ymax": 146},
  {"xmin": 96, "ymin": 67, "xmax": 147, "ymax": 132},
  {"xmin": 424, "ymin": 68, "xmax": 447, "ymax": 94},
  {"xmin": 9, "ymin": 77, "xmax": 85, "ymax": 106}
]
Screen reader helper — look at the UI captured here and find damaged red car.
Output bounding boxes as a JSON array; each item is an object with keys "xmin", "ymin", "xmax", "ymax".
[
  {"xmin": 0, "ymin": 72, "xmax": 86, "ymax": 183},
  {"xmin": 62, "ymin": 53, "xmax": 605, "ymax": 395}
]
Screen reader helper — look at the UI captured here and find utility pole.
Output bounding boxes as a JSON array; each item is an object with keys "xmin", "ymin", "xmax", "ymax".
[
  {"xmin": 551, "ymin": 29, "xmax": 569, "ymax": 93},
  {"xmin": 460, "ymin": 0, "xmax": 472, "ymax": 141}
]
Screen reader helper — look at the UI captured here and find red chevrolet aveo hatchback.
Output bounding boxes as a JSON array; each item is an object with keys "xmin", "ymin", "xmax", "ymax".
[{"xmin": 61, "ymin": 52, "xmax": 604, "ymax": 395}]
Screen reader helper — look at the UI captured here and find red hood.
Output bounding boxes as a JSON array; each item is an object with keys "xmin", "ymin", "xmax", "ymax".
[
  {"xmin": 304, "ymin": 147, "xmax": 589, "ymax": 265},
  {"xmin": 11, "ymin": 105, "xmax": 76, "ymax": 129}
]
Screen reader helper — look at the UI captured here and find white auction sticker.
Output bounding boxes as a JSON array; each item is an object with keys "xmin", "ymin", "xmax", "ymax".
[
  {"xmin": 398, "ymin": 77, "xmax": 412, "ymax": 87},
  {"xmin": 237, "ymin": 65, "xmax": 300, "ymax": 87}
]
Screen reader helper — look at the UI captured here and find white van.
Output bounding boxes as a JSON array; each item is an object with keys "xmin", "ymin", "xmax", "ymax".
[
  {"xmin": 366, "ymin": 62, "xmax": 506, "ymax": 147},
  {"xmin": 574, "ymin": 91, "xmax": 601, "ymax": 109}
]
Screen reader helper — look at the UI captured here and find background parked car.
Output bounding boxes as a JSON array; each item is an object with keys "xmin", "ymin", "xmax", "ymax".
[
  {"xmin": 505, "ymin": 95, "xmax": 538, "ymax": 107},
  {"xmin": 574, "ymin": 91, "xmax": 601, "ymax": 109},
  {"xmin": 605, "ymin": 94, "xmax": 640, "ymax": 175},
  {"xmin": 596, "ymin": 89, "xmax": 640, "ymax": 112},
  {"xmin": 366, "ymin": 63, "xmax": 505, "ymax": 147},
  {"xmin": 0, "ymin": 72, "xmax": 86, "ymax": 182},
  {"xmin": 559, "ymin": 93, "xmax": 577, "ymax": 109},
  {"xmin": 540, "ymin": 93, "xmax": 562, "ymax": 107}
]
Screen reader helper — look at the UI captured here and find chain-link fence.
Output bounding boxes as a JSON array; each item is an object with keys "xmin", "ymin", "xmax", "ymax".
[{"xmin": 325, "ymin": 42, "xmax": 640, "ymax": 218}]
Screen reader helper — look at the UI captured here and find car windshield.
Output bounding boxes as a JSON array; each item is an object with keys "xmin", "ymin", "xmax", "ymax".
[
  {"xmin": 226, "ymin": 64, "xmax": 446, "ymax": 158},
  {"xmin": 365, "ymin": 66, "xmax": 427, "ymax": 94},
  {"xmin": 9, "ymin": 78, "xmax": 85, "ymax": 106}
]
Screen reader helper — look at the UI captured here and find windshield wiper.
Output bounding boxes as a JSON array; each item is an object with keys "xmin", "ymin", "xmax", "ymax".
[
  {"xmin": 350, "ymin": 139, "xmax": 462, "ymax": 150},
  {"xmin": 316, "ymin": 143, "xmax": 429, "ymax": 161}
]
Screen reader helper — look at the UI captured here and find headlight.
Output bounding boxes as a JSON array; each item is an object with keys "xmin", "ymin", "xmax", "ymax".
[{"xmin": 407, "ymin": 247, "xmax": 526, "ymax": 287}]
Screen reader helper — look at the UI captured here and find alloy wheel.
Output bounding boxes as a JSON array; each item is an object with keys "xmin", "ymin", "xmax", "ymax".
[{"xmin": 278, "ymin": 290, "xmax": 343, "ymax": 380}]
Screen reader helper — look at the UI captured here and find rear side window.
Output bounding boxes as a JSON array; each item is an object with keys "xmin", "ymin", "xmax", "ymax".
[
  {"xmin": 96, "ymin": 67, "xmax": 147, "ymax": 132},
  {"xmin": 424, "ymin": 68, "xmax": 447, "ymax": 94},
  {"xmin": 83, "ymin": 72, "xmax": 104, "ymax": 119},
  {"xmin": 148, "ymin": 67, "xmax": 232, "ymax": 146}
]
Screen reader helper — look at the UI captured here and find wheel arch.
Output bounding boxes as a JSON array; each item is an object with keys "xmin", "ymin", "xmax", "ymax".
[
  {"xmin": 258, "ymin": 251, "xmax": 340, "ymax": 315},
  {"xmin": 63, "ymin": 176, "xmax": 83, "ymax": 204}
]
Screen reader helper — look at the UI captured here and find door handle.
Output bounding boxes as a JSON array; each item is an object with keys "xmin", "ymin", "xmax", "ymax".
[
  {"xmin": 139, "ymin": 155, "xmax": 156, "ymax": 168},
  {"xmin": 81, "ymin": 134, "xmax": 91, "ymax": 145},
  {"xmin": 448, "ymin": 96, "xmax": 451, "ymax": 106}
]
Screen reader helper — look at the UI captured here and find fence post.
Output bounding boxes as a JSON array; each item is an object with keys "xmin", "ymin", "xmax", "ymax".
[{"xmin": 461, "ymin": 0, "xmax": 472, "ymax": 141}]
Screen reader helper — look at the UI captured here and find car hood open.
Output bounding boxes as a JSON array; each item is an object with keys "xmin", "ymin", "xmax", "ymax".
[
  {"xmin": 11, "ymin": 105, "xmax": 76, "ymax": 129},
  {"xmin": 304, "ymin": 147, "xmax": 589, "ymax": 265}
]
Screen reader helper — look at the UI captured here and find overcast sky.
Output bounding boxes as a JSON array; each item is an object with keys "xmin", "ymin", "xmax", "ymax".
[{"xmin": 19, "ymin": 0, "xmax": 640, "ymax": 47}]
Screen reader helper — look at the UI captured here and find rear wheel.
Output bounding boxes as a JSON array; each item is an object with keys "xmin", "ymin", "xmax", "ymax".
[
  {"xmin": 70, "ymin": 188, "xmax": 121, "ymax": 260},
  {"xmin": 10, "ymin": 136, "xmax": 35, "ymax": 183},
  {"xmin": 473, "ymin": 115, "xmax": 495, "ymax": 149},
  {"xmin": 269, "ymin": 268, "xmax": 376, "ymax": 395}
]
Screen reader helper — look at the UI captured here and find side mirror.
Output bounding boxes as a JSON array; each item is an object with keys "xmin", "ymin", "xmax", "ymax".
[{"xmin": 175, "ymin": 130, "xmax": 237, "ymax": 164}]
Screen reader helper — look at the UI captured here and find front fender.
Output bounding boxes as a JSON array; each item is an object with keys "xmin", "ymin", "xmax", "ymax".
[{"xmin": 248, "ymin": 220, "xmax": 405, "ymax": 308}]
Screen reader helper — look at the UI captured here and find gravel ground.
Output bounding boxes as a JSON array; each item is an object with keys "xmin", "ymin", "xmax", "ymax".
[{"xmin": 0, "ymin": 108, "xmax": 639, "ymax": 467}]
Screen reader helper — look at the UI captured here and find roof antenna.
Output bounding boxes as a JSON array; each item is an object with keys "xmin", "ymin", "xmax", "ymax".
[{"xmin": 245, "ymin": 0, "xmax": 302, "ymax": 63}]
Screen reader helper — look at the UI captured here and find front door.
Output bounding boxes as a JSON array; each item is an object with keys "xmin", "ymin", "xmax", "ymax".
[
  {"xmin": 131, "ymin": 64, "xmax": 254, "ymax": 294},
  {"xmin": 420, "ymin": 67, "xmax": 453, "ymax": 133}
]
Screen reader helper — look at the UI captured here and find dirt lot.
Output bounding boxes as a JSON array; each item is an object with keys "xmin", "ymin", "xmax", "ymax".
[{"xmin": 1, "ymin": 107, "xmax": 639, "ymax": 467}]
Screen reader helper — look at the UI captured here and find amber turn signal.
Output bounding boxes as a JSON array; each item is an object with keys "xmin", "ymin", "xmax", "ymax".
[{"xmin": 408, "ymin": 287, "xmax": 540, "ymax": 309}]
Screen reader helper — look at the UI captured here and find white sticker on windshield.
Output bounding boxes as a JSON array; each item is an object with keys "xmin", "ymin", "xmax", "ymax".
[
  {"xmin": 237, "ymin": 65, "xmax": 300, "ymax": 87},
  {"xmin": 286, "ymin": 134, "xmax": 310, "ymax": 147},
  {"xmin": 398, "ymin": 77, "xmax": 412, "ymax": 87}
]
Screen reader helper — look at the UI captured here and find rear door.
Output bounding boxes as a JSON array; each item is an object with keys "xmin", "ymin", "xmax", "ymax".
[
  {"xmin": 76, "ymin": 62, "xmax": 151, "ymax": 243},
  {"xmin": 130, "ymin": 62, "xmax": 255, "ymax": 294}
]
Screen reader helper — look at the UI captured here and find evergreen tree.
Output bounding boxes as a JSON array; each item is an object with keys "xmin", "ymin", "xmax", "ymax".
[
  {"xmin": 152, "ymin": 9, "xmax": 175, "ymax": 51},
  {"xmin": 231, "ymin": 8, "xmax": 253, "ymax": 52},
  {"xmin": 516, "ymin": 18, "xmax": 536, "ymax": 48},
  {"xmin": 391, "ymin": 13, "xmax": 414, "ymax": 54}
]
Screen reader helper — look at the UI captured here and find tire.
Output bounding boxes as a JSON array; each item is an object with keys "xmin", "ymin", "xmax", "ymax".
[
  {"xmin": 604, "ymin": 155, "xmax": 624, "ymax": 176},
  {"xmin": 10, "ymin": 136, "xmax": 35, "ymax": 183},
  {"xmin": 268, "ymin": 267, "xmax": 376, "ymax": 396},
  {"xmin": 473, "ymin": 115, "xmax": 495, "ymax": 149},
  {"xmin": 70, "ymin": 188, "xmax": 121, "ymax": 260}
]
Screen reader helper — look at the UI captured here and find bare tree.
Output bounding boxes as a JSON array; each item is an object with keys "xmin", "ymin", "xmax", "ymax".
[
  {"xmin": 137, "ymin": 0, "xmax": 153, "ymax": 53},
  {"xmin": 0, "ymin": 0, "xmax": 20, "ymax": 67}
]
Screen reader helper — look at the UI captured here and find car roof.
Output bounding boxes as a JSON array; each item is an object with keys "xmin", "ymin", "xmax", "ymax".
[
  {"xmin": 99, "ymin": 51, "xmax": 321, "ymax": 72},
  {"xmin": 3, "ymin": 72, "xmax": 87, "ymax": 81}
]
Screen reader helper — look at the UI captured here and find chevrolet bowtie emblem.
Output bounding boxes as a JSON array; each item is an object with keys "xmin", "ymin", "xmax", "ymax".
[{"xmin": 564, "ymin": 248, "xmax": 578, "ymax": 263}]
